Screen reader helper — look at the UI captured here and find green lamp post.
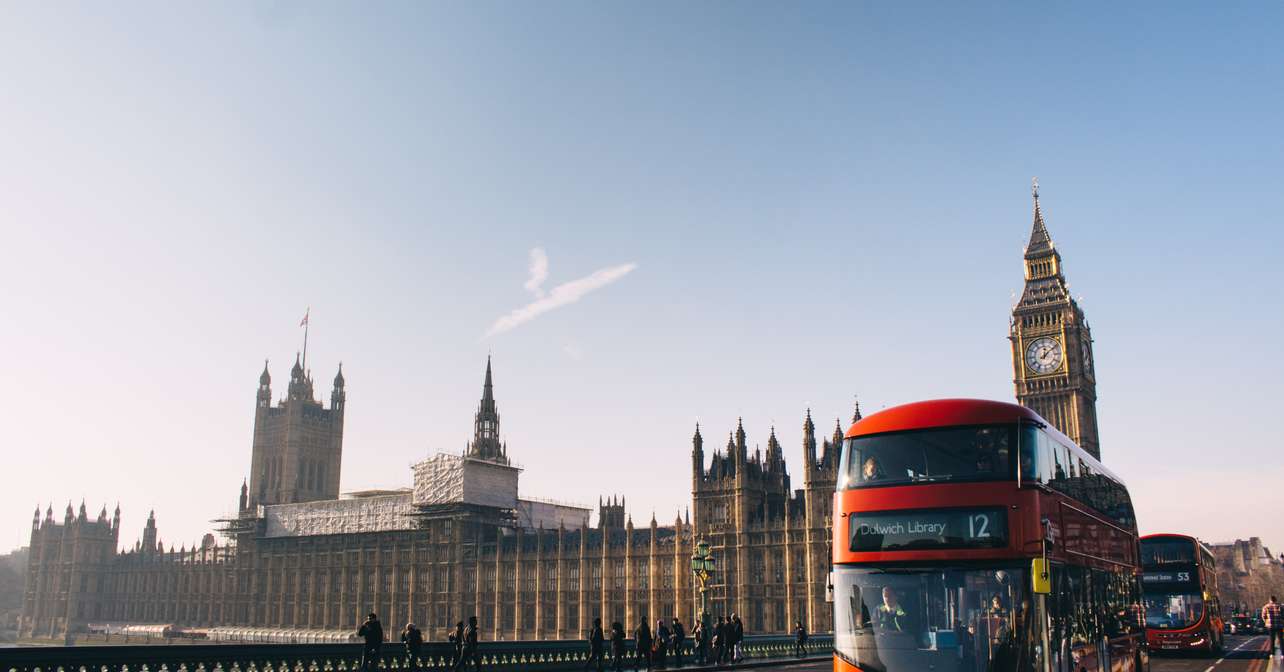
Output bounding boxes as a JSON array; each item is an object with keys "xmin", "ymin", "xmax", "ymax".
[{"xmin": 691, "ymin": 539, "xmax": 716, "ymax": 629}]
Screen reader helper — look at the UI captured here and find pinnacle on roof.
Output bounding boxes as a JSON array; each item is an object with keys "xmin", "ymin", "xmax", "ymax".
[
  {"xmin": 482, "ymin": 356, "xmax": 494, "ymax": 405},
  {"xmin": 259, "ymin": 359, "xmax": 271, "ymax": 386},
  {"xmin": 852, "ymin": 397, "xmax": 863, "ymax": 424},
  {"xmin": 1025, "ymin": 177, "xmax": 1055, "ymax": 258},
  {"xmin": 333, "ymin": 362, "xmax": 344, "ymax": 387}
]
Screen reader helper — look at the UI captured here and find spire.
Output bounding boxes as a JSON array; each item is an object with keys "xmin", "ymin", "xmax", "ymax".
[
  {"xmin": 333, "ymin": 362, "xmax": 345, "ymax": 388},
  {"xmin": 259, "ymin": 359, "xmax": 271, "ymax": 386},
  {"xmin": 291, "ymin": 353, "xmax": 303, "ymax": 377},
  {"xmin": 1025, "ymin": 177, "xmax": 1054, "ymax": 257},
  {"xmin": 852, "ymin": 396, "xmax": 863, "ymax": 424},
  {"xmin": 468, "ymin": 357, "xmax": 507, "ymax": 464}
]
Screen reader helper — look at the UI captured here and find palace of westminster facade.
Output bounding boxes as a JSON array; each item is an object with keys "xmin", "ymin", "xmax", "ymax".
[{"xmin": 19, "ymin": 184, "xmax": 1101, "ymax": 641}]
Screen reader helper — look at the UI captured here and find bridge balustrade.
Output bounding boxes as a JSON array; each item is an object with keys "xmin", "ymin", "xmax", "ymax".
[{"xmin": 0, "ymin": 634, "xmax": 833, "ymax": 672}]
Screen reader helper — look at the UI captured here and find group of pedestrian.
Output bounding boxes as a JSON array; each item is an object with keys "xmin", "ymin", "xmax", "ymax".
[
  {"xmin": 691, "ymin": 613, "xmax": 743, "ymax": 666},
  {"xmin": 586, "ymin": 616, "xmax": 689, "ymax": 671},
  {"xmin": 356, "ymin": 612, "xmax": 480, "ymax": 672}
]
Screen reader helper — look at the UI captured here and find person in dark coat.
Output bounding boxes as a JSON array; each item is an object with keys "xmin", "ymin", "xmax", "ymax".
[
  {"xmin": 731, "ymin": 614, "xmax": 745, "ymax": 663},
  {"xmin": 711, "ymin": 617, "xmax": 726, "ymax": 665},
  {"xmin": 401, "ymin": 622, "xmax": 424, "ymax": 671},
  {"xmin": 586, "ymin": 617, "xmax": 606, "ymax": 672},
  {"xmin": 670, "ymin": 618, "xmax": 685, "ymax": 667},
  {"xmin": 692, "ymin": 618, "xmax": 708, "ymax": 665},
  {"xmin": 610, "ymin": 621, "xmax": 627, "ymax": 671},
  {"xmin": 453, "ymin": 616, "xmax": 481, "ymax": 672},
  {"xmin": 653, "ymin": 619, "xmax": 670, "ymax": 669},
  {"xmin": 793, "ymin": 621, "xmax": 808, "ymax": 658},
  {"xmin": 634, "ymin": 620, "xmax": 653, "ymax": 671},
  {"xmin": 449, "ymin": 621, "xmax": 465, "ymax": 669},
  {"xmin": 357, "ymin": 612, "xmax": 384, "ymax": 672}
]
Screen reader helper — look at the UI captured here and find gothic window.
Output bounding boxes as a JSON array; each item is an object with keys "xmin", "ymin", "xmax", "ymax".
[
  {"xmin": 590, "ymin": 564, "xmax": 602, "ymax": 590},
  {"xmin": 613, "ymin": 560, "xmax": 625, "ymax": 589},
  {"xmin": 568, "ymin": 564, "xmax": 580, "ymax": 591}
]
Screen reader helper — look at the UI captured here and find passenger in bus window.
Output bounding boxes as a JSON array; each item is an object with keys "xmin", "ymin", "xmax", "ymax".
[
  {"xmin": 861, "ymin": 456, "xmax": 884, "ymax": 483},
  {"xmin": 875, "ymin": 587, "xmax": 907, "ymax": 632},
  {"xmin": 974, "ymin": 451, "xmax": 995, "ymax": 475}
]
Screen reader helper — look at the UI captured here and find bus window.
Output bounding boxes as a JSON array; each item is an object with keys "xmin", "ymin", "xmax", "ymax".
[
  {"xmin": 832, "ymin": 565, "xmax": 1034, "ymax": 671},
  {"xmin": 839, "ymin": 425, "xmax": 1015, "ymax": 490}
]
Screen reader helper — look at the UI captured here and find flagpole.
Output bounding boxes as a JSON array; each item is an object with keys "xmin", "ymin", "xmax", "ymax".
[{"xmin": 301, "ymin": 308, "xmax": 310, "ymax": 373}]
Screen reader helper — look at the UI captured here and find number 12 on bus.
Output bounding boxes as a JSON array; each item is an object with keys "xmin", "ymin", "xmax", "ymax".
[{"xmin": 832, "ymin": 399, "xmax": 1147, "ymax": 672}]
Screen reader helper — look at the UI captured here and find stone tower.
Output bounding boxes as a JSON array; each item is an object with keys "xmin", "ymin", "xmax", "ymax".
[
  {"xmin": 20, "ymin": 501, "xmax": 119, "ymax": 638},
  {"xmin": 1010, "ymin": 180, "xmax": 1101, "ymax": 459},
  {"xmin": 248, "ymin": 356, "xmax": 346, "ymax": 506},
  {"xmin": 467, "ymin": 357, "xmax": 509, "ymax": 465}
]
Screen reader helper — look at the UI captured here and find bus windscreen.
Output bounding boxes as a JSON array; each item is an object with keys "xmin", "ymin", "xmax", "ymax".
[
  {"xmin": 839, "ymin": 425, "xmax": 1015, "ymax": 490},
  {"xmin": 1141, "ymin": 538, "xmax": 1196, "ymax": 567}
]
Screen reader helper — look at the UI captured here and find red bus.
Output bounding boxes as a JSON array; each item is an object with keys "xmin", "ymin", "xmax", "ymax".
[
  {"xmin": 1139, "ymin": 534, "xmax": 1224, "ymax": 654},
  {"xmin": 832, "ymin": 399, "xmax": 1148, "ymax": 672}
]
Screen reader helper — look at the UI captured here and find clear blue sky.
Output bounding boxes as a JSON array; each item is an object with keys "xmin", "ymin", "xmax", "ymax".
[{"xmin": 2, "ymin": 2, "xmax": 1281, "ymax": 554}]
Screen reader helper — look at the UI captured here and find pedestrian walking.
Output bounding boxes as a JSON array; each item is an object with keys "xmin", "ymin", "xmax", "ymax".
[
  {"xmin": 449, "ymin": 621, "xmax": 465, "ymax": 669},
  {"xmin": 453, "ymin": 616, "xmax": 481, "ymax": 672},
  {"xmin": 1264, "ymin": 596, "xmax": 1284, "ymax": 656},
  {"xmin": 654, "ymin": 619, "xmax": 670, "ymax": 669},
  {"xmin": 670, "ymin": 618, "xmax": 685, "ymax": 667},
  {"xmin": 711, "ymin": 617, "xmax": 726, "ymax": 665},
  {"xmin": 610, "ymin": 621, "xmax": 627, "ymax": 671},
  {"xmin": 793, "ymin": 621, "xmax": 808, "ymax": 658},
  {"xmin": 690, "ymin": 619, "xmax": 705, "ymax": 665},
  {"xmin": 357, "ymin": 612, "xmax": 384, "ymax": 672},
  {"xmin": 401, "ymin": 622, "xmax": 424, "ymax": 671},
  {"xmin": 634, "ymin": 620, "xmax": 653, "ymax": 671},
  {"xmin": 731, "ymin": 614, "xmax": 744, "ymax": 663},
  {"xmin": 586, "ymin": 617, "xmax": 606, "ymax": 672}
]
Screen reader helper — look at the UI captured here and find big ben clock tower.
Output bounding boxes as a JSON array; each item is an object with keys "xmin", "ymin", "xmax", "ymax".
[{"xmin": 1010, "ymin": 179, "xmax": 1102, "ymax": 460}]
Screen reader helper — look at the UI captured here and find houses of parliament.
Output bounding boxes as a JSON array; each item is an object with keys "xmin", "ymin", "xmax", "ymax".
[{"xmin": 18, "ymin": 183, "xmax": 1102, "ymax": 641}]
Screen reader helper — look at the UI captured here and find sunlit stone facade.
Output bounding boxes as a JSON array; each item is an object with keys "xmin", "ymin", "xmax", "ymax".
[{"xmin": 20, "ymin": 358, "xmax": 844, "ymax": 640}]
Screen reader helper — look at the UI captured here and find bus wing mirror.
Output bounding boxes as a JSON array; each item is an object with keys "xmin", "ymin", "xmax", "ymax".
[{"xmin": 1031, "ymin": 558, "xmax": 1051, "ymax": 594}]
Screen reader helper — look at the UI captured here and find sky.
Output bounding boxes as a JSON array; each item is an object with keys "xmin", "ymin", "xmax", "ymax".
[{"xmin": 1, "ymin": 3, "xmax": 1282, "ymax": 555}]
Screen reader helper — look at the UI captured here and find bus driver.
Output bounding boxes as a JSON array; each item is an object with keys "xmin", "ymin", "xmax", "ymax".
[{"xmin": 876, "ymin": 587, "xmax": 908, "ymax": 633}]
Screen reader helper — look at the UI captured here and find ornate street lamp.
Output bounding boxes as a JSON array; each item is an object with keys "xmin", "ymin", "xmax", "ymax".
[{"xmin": 690, "ymin": 539, "xmax": 716, "ymax": 628}]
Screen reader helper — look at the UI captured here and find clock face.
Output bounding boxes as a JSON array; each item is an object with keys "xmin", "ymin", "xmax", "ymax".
[
  {"xmin": 1025, "ymin": 337, "xmax": 1063, "ymax": 375},
  {"xmin": 1081, "ymin": 341, "xmax": 1093, "ymax": 370}
]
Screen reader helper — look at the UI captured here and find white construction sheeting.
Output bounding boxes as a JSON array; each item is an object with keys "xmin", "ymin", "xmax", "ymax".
[
  {"xmin": 516, "ymin": 498, "xmax": 590, "ymax": 530},
  {"xmin": 412, "ymin": 453, "xmax": 519, "ymax": 509},
  {"xmin": 262, "ymin": 493, "xmax": 415, "ymax": 537}
]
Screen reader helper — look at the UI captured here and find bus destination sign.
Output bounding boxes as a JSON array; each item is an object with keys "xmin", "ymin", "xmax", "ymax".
[
  {"xmin": 1141, "ymin": 569, "xmax": 1195, "ymax": 585},
  {"xmin": 849, "ymin": 508, "xmax": 1008, "ymax": 552}
]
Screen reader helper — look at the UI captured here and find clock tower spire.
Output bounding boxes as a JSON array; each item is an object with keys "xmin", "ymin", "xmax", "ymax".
[{"xmin": 1010, "ymin": 179, "xmax": 1102, "ymax": 459}]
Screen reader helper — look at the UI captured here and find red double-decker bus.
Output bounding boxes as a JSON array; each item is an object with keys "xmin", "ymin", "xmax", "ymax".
[
  {"xmin": 832, "ymin": 399, "xmax": 1148, "ymax": 672},
  {"xmin": 1139, "ymin": 534, "xmax": 1224, "ymax": 654}
]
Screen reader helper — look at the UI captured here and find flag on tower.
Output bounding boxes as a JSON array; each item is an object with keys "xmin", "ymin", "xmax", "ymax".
[{"xmin": 300, "ymin": 308, "xmax": 309, "ymax": 327}]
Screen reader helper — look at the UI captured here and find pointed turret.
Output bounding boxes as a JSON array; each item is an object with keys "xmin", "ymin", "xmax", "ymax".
[
  {"xmin": 239, "ymin": 479, "xmax": 249, "ymax": 513},
  {"xmin": 1025, "ymin": 178, "xmax": 1054, "ymax": 258},
  {"xmin": 735, "ymin": 417, "xmax": 747, "ymax": 464},
  {"xmin": 331, "ymin": 363, "xmax": 346, "ymax": 412},
  {"xmin": 692, "ymin": 422, "xmax": 705, "ymax": 482},
  {"xmin": 852, "ymin": 397, "xmax": 863, "ymax": 425},
  {"xmin": 766, "ymin": 425, "xmax": 783, "ymax": 472},
  {"xmin": 31, "ymin": 505, "xmax": 40, "ymax": 531},
  {"xmin": 802, "ymin": 408, "xmax": 817, "ymax": 481},
  {"xmin": 467, "ymin": 357, "xmax": 508, "ymax": 464}
]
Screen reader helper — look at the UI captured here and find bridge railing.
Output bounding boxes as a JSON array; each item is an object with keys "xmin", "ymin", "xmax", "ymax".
[{"xmin": 0, "ymin": 633, "xmax": 833, "ymax": 672}]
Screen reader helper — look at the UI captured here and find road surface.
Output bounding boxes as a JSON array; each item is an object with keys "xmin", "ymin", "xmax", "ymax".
[{"xmin": 750, "ymin": 635, "xmax": 1280, "ymax": 671}]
